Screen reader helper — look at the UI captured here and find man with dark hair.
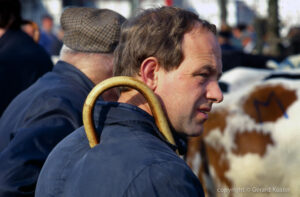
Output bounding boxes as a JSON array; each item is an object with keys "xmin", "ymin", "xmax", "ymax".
[
  {"xmin": 0, "ymin": 7, "xmax": 126, "ymax": 197},
  {"xmin": 36, "ymin": 6, "xmax": 223, "ymax": 196},
  {"xmin": 21, "ymin": 20, "xmax": 40, "ymax": 42},
  {"xmin": 0, "ymin": 0, "xmax": 53, "ymax": 117}
]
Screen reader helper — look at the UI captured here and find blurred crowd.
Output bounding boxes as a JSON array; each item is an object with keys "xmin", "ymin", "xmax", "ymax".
[
  {"xmin": 13, "ymin": 5, "xmax": 300, "ymax": 71},
  {"xmin": 21, "ymin": 14, "xmax": 63, "ymax": 57},
  {"xmin": 217, "ymin": 22, "xmax": 300, "ymax": 71}
]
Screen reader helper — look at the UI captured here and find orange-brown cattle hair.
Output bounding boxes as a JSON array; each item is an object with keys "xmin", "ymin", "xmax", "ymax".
[{"xmin": 243, "ymin": 84, "xmax": 297, "ymax": 123}]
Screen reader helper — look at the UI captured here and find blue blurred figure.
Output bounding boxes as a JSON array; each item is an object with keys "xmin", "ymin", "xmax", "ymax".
[{"xmin": 39, "ymin": 14, "xmax": 62, "ymax": 56}]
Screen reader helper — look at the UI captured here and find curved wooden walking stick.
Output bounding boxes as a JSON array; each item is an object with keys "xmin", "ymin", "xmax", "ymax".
[{"xmin": 82, "ymin": 76, "xmax": 178, "ymax": 153}]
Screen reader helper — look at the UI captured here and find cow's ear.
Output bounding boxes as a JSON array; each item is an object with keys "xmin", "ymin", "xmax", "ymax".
[{"xmin": 140, "ymin": 57, "xmax": 160, "ymax": 91}]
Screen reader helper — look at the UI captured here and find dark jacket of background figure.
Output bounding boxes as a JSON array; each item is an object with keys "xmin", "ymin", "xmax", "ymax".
[
  {"xmin": 39, "ymin": 30, "xmax": 62, "ymax": 56},
  {"xmin": 222, "ymin": 50, "xmax": 283, "ymax": 72},
  {"xmin": 0, "ymin": 29, "xmax": 53, "ymax": 117},
  {"xmin": 0, "ymin": 61, "xmax": 94, "ymax": 197},
  {"xmin": 36, "ymin": 101, "xmax": 204, "ymax": 197}
]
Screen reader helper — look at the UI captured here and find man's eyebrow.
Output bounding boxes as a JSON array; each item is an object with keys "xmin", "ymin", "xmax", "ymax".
[{"xmin": 196, "ymin": 65, "xmax": 213, "ymax": 73}]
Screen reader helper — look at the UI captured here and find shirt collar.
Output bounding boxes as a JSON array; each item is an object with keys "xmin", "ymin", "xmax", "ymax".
[{"xmin": 92, "ymin": 101, "xmax": 187, "ymax": 154}]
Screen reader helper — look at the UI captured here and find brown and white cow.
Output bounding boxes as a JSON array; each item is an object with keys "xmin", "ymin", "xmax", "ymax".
[{"xmin": 186, "ymin": 67, "xmax": 300, "ymax": 197}]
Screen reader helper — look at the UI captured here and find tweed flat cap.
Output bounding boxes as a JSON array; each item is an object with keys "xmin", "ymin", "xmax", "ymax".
[{"xmin": 61, "ymin": 7, "xmax": 126, "ymax": 53}]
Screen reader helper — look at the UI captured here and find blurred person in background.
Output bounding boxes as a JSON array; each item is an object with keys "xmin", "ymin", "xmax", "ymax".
[
  {"xmin": 218, "ymin": 24, "xmax": 240, "ymax": 52},
  {"xmin": 218, "ymin": 23, "xmax": 279, "ymax": 72},
  {"xmin": 0, "ymin": 0, "xmax": 53, "ymax": 117},
  {"xmin": 21, "ymin": 20, "xmax": 40, "ymax": 42},
  {"xmin": 0, "ymin": 7, "xmax": 126, "ymax": 197},
  {"xmin": 231, "ymin": 23, "xmax": 246, "ymax": 51},
  {"xmin": 267, "ymin": 26, "xmax": 300, "ymax": 69},
  {"xmin": 39, "ymin": 14, "xmax": 63, "ymax": 56},
  {"xmin": 285, "ymin": 26, "xmax": 300, "ymax": 56}
]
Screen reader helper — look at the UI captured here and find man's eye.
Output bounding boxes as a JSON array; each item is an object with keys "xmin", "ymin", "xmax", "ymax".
[{"xmin": 197, "ymin": 73, "xmax": 209, "ymax": 78}]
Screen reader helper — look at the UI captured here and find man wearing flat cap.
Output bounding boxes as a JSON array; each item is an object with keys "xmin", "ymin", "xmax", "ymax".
[{"xmin": 0, "ymin": 7, "xmax": 126, "ymax": 197}]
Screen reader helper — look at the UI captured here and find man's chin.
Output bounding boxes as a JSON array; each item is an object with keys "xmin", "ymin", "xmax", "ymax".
[
  {"xmin": 170, "ymin": 123, "xmax": 203, "ymax": 137},
  {"xmin": 186, "ymin": 126, "xmax": 204, "ymax": 137}
]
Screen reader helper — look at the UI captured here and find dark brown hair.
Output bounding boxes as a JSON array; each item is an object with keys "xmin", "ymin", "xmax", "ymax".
[{"xmin": 113, "ymin": 6, "xmax": 216, "ymax": 78}]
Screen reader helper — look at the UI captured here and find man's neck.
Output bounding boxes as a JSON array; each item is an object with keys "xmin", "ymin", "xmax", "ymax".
[
  {"xmin": 118, "ymin": 90, "xmax": 153, "ymax": 116},
  {"xmin": 61, "ymin": 53, "xmax": 112, "ymax": 85}
]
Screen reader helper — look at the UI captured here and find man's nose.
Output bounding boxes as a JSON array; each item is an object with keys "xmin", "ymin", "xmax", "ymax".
[{"xmin": 206, "ymin": 81, "xmax": 223, "ymax": 103}]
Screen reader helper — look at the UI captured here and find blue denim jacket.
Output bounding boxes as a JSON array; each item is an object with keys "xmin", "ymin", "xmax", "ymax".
[
  {"xmin": 36, "ymin": 101, "xmax": 205, "ymax": 197},
  {"xmin": 0, "ymin": 61, "xmax": 94, "ymax": 197}
]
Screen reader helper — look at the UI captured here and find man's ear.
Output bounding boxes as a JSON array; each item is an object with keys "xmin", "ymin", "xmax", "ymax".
[{"xmin": 140, "ymin": 57, "xmax": 160, "ymax": 90}]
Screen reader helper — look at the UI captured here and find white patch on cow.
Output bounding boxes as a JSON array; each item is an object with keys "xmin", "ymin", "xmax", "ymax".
[
  {"xmin": 226, "ymin": 153, "xmax": 291, "ymax": 197},
  {"xmin": 220, "ymin": 67, "xmax": 271, "ymax": 92},
  {"xmin": 191, "ymin": 152, "xmax": 201, "ymax": 176},
  {"xmin": 226, "ymin": 153, "xmax": 271, "ymax": 186},
  {"xmin": 264, "ymin": 92, "xmax": 300, "ymax": 197},
  {"xmin": 204, "ymin": 128, "xmax": 224, "ymax": 151}
]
